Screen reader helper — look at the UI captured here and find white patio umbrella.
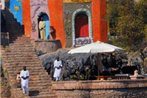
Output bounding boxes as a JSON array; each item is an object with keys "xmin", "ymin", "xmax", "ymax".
[{"xmin": 68, "ymin": 41, "xmax": 123, "ymax": 54}]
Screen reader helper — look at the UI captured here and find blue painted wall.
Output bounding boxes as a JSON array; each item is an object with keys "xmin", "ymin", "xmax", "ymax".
[
  {"xmin": 43, "ymin": 15, "xmax": 50, "ymax": 39},
  {"xmin": 9, "ymin": 0, "xmax": 23, "ymax": 24}
]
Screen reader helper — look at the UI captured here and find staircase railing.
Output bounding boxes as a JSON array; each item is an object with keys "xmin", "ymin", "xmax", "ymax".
[{"xmin": 1, "ymin": 32, "xmax": 9, "ymax": 46}]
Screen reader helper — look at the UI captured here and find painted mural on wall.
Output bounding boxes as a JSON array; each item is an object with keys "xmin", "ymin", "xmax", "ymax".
[
  {"xmin": 30, "ymin": 0, "xmax": 50, "ymax": 40},
  {"xmin": 75, "ymin": 37, "xmax": 92, "ymax": 46},
  {"xmin": 9, "ymin": 0, "xmax": 22, "ymax": 24}
]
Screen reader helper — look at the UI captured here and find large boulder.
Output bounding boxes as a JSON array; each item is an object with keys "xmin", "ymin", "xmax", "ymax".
[{"xmin": 39, "ymin": 49, "xmax": 98, "ymax": 80}]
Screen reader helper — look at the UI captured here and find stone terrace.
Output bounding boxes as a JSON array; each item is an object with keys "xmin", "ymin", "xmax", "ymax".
[{"xmin": 52, "ymin": 79, "xmax": 147, "ymax": 98}]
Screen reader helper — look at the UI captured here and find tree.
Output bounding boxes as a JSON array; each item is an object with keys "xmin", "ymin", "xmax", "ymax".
[
  {"xmin": 107, "ymin": 0, "xmax": 146, "ymax": 51},
  {"xmin": 138, "ymin": 0, "xmax": 147, "ymax": 41}
]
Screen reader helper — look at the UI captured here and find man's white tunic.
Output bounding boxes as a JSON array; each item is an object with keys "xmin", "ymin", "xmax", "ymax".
[
  {"xmin": 20, "ymin": 70, "xmax": 29, "ymax": 88},
  {"xmin": 53, "ymin": 60, "xmax": 62, "ymax": 78}
]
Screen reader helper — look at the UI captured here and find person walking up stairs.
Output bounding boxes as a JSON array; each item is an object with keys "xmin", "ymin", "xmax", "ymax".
[{"xmin": 1, "ymin": 36, "xmax": 56, "ymax": 98}]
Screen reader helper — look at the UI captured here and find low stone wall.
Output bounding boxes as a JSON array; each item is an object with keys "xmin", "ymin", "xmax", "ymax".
[
  {"xmin": 33, "ymin": 40, "xmax": 62, "ymax": 54},
  {"xmin": 52, "ymin": 79, "xmax": 147, "ymax": 98}
]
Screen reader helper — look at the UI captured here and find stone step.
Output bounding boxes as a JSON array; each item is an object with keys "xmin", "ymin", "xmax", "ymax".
[
  {"xmin": 29, "ymin": 77, "xmax": 49, "ymax": 81},
  {"xmin": 9, "ymin": 48, "xmax": 35, "ymax": 51},
  {"xmin": 3, "ymin": 62, "xmax": 41, "ymax": 65},
  {"xmin": 4, "ymin": 67, "xmax": 44, "ymax": 72},
  {"xmin": 4, "ymin": 61, "xmax": 41, "ymax": 64},
  {"xmin": 10, "ymin": 46, "xmax": 33, "ymax": 49},
  {"xmin": 9, "ymin": 74, "xmax": 50, "ymax": 81},
  {"xmin": 14, "ymin": 39, "xmax": 31, "ymax": 42},
  {"xmin": 29, "ymin": 80, "xmax": 51, "ymax": 84},
  {"xmin": 6, "ymin": 67, "xmax": 44, "ymax": 71},
  {"xmin": 9, "ymin": 46, "xmax": 34, "ymax": 49},
  {"xmin": 7, "ymin": 72, "xmax": 49, "ymax": 78},
  {"xmin": 7, "ymin": 67, "xmax": 46, "ymax": 71},
  {"xmin": 7, "ymin": 54, "xmax": 36, "ymax": 57},
  {"xmin": 8, "ymin": 74, "xmax": 51, "ymax": 82},
  {"xmin": 3, "ymin": 52, "xmax": 36, "ymax": 55},
  {"xmin": 6, "ymin": 68, "xmax": 47, "ymax": 74},
  {"xmin": 9, "ymin": 50, "xmax": 35, "ymax": 53},
  {"xmin": 12, "ymin": 88, "xmax": 27, "ymax": 98},
  {"xmin": 2, "ymin": 56, "xmax": 37, "ymax": 60},
  {"xmin": 29, "ymin": 84, "xmax": 50, "ymax": 89},
  {"xmin": 13, "ymin": 43, "xmax": 32, "ymax": 45},
  {"xmin": 29, "ymin": 80, "xmax": 51, "ymax": 85},
  {"xmin": 14, "ymin": 38, "xmax": 30, "ymax": 41},
  {"xmin": 6, "ymin": 67, "xmax": 45, "ymax": 72},
  {"xmin": 2, "ymin": 57, "xmax": 39, "ymax": 60},
  {"xmin": 12, "ymin": 38, "xmax": 31, "ymax": 41},
  {"xmin": 5, "ymin": 57, "xmax": 37, "ymax": 60},
  {"xmin": 29, "ymin": 86, "xmax": 50, "ymax": 91},
  {"xmin": 3, "ymin": 50, "xmax": 35, "ymax": 53},
  {"xmin": 10, "ymin": 43, "xmax": 32, "ymax": 46},
  {"xmin": 9, "ymin": 55, "xmax": 38, "ymax": 58},
  {"xmin": 13, "ymin": 39, "xmax": 31, "ymax": 42},
  {"xmin": 39, "ymin": 91, "xmax": 54, "ymax": 95},
  {"xmin": 29, "ymin": 83, "xmax": 51, "ymax": 88},
  {"xmin": 3, "ymin": 59, "xmax": 40, "ymax": 63},
  {"xmin": 30, "ymin": 93, "xmax": 55, "ymax": 98},
  {"xmin": 30, "ymin": 75, "xmax": 50, "ymax": 78},
  {"xmin": 4, "ymin": 64, "xmax": 45, "ymax": 69}
]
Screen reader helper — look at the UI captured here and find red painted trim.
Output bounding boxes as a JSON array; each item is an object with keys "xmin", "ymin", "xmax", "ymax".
[
  {"xmin": 48, "ymin": 0, "xmax": 66, "ymax": 47},
  {"xmin": 92, "ymin": 0, "xmax": 107, "ymax": 42},
  {"xmin": 22, "ymin": 0, "xmax": 32, "ymax": 37}
]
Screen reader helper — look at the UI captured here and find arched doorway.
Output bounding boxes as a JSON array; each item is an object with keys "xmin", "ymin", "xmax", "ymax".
[
  {"xmin": 72, "ymin": 9, "xmax": 93, "ymax": 46},
  {"xmin": 38, "ymin": 13, "xmax": 50, "ymax": 40},
  {"xmin": 75, "ymin": 13, "xmax": 89, "ymax": 38}
]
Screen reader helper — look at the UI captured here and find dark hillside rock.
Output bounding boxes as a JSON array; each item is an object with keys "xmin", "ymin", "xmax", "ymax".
[
  {"xmin": 127, "ymin": 47, "xmax": 147, "ymax": 74},
  {"xmin": 39, "ymin": 49, "xmax": 99, "ymax": 80},
  {"xmin": 40, "ymin": 46, "xmax": 147, "ymax": 80}
]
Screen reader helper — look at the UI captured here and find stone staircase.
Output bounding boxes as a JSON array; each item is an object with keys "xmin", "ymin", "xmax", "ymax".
[{"xmin": 1, "ymin": 36, "xmax": 56, "ymax": 98}]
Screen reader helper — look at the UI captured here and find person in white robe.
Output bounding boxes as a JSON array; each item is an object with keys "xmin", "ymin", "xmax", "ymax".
[
  {"xmin": 53, "ymin": 57, "xmax": 62, "ymax": 81},
  {"xmin": 20, "ymin": 66, "xmax": 29, "ymax": 95}
]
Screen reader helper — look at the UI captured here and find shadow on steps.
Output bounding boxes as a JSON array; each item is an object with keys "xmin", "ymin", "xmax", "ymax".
[{"xmin": 29, "ymin": 90, "xmax": 39, "ymax": 96}]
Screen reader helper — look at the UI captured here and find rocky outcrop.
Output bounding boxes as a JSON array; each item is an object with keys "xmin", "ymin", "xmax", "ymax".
[{"xmin": 39, "ymin": 48, "xmax": 106, "ymax": 80}]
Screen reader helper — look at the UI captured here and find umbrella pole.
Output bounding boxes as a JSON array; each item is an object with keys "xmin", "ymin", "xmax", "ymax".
[{"xmin": 96, "ymin": 53, "xmax": 100, "ymax": 80}]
